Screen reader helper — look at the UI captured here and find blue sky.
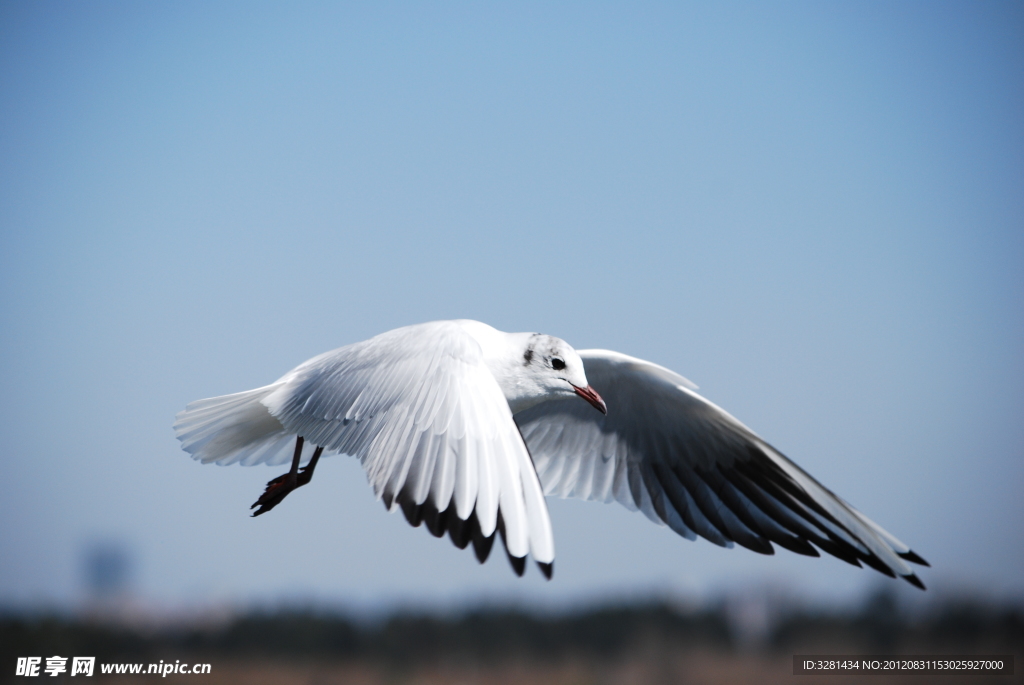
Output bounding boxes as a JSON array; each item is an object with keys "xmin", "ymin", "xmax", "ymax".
[{"xmin": 1, "ymin": 1, "xmax": 1021, "ymax": 612}]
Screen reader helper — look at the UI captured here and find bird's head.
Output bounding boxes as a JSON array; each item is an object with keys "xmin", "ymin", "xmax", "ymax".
[{"xmin": 512, "ymin": 333, "xmax": 607, "ymax": 415}]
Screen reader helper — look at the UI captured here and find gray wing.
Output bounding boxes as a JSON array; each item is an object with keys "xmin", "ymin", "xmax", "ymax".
[
  {"xmin": 514, "ymin": 349, "xmax": 929, "ymax": 588},
  {"xmin": 260, "ymin": 321, "xmax": 554, "ymax": 571}
]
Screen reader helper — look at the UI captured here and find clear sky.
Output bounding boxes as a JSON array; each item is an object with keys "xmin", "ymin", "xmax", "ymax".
[{"xmin": 1, "ymin": 1, "xmax": 1021, "ymax": 613}]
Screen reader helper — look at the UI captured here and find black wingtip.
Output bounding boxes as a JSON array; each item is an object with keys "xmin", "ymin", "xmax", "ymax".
[
  {"xmin": 775, "ymin": 536, "xmax": 820, "ymax": 557},
  {"xmin": 472, "ymin": 532, "xmax": 495, "ymax": 563},
  {"xmin": 400, "ymin": 497, "xmax": 424, "ymax": 528},
  {"xmin": 903, "ymin": 573, "xmax": 926, "ymax": 591},
  {"xmin": 537, "ymin": 561, "xmax": 554, "ymax": 580},
  {"xmin": 748, "ymin": 539, "xmax": 775, "ymax": 556},
  {"xmin": 858, "ymin": 552, "xmax": 897, "ymax": 578},
  {"xmin": 447, "ymin": 511, "xmax": 472, "ymax": 550},
  {"xmin": 507, "ymin": 552, "xmax": 526, "ymax": 577},
  {"xmin": 423, "ymin": 504, "xmax": 448, "ymax": 538},
  {"xmin": 898, "ymin": 550, "xmax": 930, "ymax": 567}
]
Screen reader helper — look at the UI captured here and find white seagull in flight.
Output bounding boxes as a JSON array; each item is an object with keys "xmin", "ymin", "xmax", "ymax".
[{"xmin": 174, "ymin": 320, "xmax": 928, "ymax": 588}]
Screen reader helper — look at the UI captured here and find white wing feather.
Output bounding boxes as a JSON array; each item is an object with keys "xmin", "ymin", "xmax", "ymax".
[
  {"xmin": 176, "ymin": 321, "xmax": 553, "ymax": 565},
  {"xmin": 515, "ymin": 349, "xmax": 927, "ymax": 587}
]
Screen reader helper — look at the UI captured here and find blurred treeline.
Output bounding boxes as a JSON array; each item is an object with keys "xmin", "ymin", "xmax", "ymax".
[{"xmin": 3, "ymin": 591, "xmax": 1020, "ymax": 667}]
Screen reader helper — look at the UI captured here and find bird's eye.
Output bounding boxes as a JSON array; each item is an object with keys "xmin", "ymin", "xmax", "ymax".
[{"xmin": 551, "ymin": 357, "xmax": 566, "ymax": 371}]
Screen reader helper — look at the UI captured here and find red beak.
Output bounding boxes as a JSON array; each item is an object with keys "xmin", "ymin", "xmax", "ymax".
[{"xmin": 572, "ymin": 384, "xmax": 607, "ymax": 415}]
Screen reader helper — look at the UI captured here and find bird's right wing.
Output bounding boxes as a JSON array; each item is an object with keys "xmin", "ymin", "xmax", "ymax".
[
  {"xmin": 514, "ymin": 350, "xmax": 928, "ymax": 588},
  {"xmin": 260, "ymin": 321, "xmax": 554, "ymax": 573}
]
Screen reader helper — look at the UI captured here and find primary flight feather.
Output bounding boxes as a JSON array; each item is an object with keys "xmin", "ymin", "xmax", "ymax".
[{"xmin": 174, "ymin": 320, "xmax": 928, "ymax": 587}]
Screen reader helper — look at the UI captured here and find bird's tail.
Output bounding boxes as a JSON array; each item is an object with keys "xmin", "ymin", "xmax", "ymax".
[{"xmin": 174, "ymin": 383, "xmax": 296, "ymax": 466}]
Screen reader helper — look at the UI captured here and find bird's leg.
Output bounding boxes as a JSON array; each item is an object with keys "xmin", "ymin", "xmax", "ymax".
[
  {"xmin": 297, "ymin": 446, "xmax": 324, "ymax": 486},
  {"xmin": 251, "ymin": 436, "xmax": 309, "ymax": 516}
]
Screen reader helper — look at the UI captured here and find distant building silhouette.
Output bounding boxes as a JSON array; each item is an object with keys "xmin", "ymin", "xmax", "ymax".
[{"xmin": 83, "ymin": 542, "xmax": 133, "ymax": 598}]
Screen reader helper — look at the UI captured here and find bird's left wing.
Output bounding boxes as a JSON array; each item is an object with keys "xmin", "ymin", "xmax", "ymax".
[
  {"xmin": 514, "ymin": 350, "xmax": 928, "ymax": 588},
  {"xmin": 261, "ymin": 321, "xmax": 554, "ymax": 574}
]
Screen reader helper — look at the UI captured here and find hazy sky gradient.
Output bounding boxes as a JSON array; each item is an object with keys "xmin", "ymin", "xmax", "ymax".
[{"xmin": 1, "ymin": 1, "xmax": 1021, "ymax": 612}]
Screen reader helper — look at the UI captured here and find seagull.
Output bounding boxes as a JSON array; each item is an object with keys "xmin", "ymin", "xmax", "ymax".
[{"xmin": 174, "ymin": 320, "xmax": 928, "ymax": 587}]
